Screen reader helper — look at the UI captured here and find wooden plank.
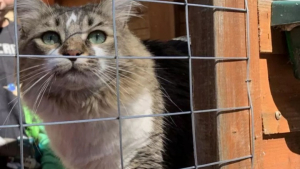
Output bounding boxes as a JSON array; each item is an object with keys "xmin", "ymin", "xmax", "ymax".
[
  {"xmin": 213, "ymin": 1, "xmax": 251, "ymax": 168},
  {"xmin": 190, "ymin": 0, "xmax": 263, "ymax": 168},
  {"xmin": 248, "ymin": 0, "xmax": 264, "ymax": 168},
  {"xmin": 258, "ymin": 0, "xmax": 272, "ymax": 53},
  {"xmin": 260, "ymin": 53, "xmax": 300, "ymax": 134},
  {"xmin": 147, "ymin": 0, "xmax": 175, "ymax": 40},
  {"xmin": 258, "ymin": 1, "xmax": 287, "ymax": 55},
  {"xmin": 189, "ymin": 0, "xmax": 218, "ymax": 167}
]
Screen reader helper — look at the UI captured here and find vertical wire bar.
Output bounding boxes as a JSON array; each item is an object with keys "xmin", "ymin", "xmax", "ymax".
[
  {"xmin": 13, "ymin": 1, "xmax": 24, "ymax": 168},
  {"xmin": 184, "ymin": 0, "xmax": 198, "ymax": 168},
  {"xmin": 112, "ymin": 0, "xmax": 124, "ymax": 168},
  {"xmin": 244, "ymin": 0, "xmax": 255, "ymax": 168}
]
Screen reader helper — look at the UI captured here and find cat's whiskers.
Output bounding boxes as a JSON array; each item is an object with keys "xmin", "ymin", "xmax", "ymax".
[
  {"xmin": 20, "ymin": 68, "xmax": 49, "ymax": 82},
  {"xmin": 104, "ymin": 69, "xmax": 141, "ymax": 92},
  {"xmin": 98, "ymin": 71, "xmax": 130, "ymax": 116},
  {"xmin": 0, "ymin": 64, "xmax": 46, "ymax": 82},
  {"xmin": 100, "ymin": 68, "xmax": 137, "ymax": 96},
  {"xmin": 106, "ymin": 65, "xmax": 182, "ymax": 114},
  {"xmin": 5, "ymin": 69, "xmax": 51, "ymax": 105},
  {"xmin": 90, "ymin": 70, "xmax": 116, "ymax": 96},
  {"xmin": 21, "ymin": 72, "xmax": 52, "ymax": 97},
  {"xmin": 32, "ymin": 74, "xmax": 53, "ymax": 112},
  {"xmin": 33, "ymin": 75, "xmax": 54, "ymax": 114},
  {"xmin": 108, "ymin": 64, "xmax": 174, "ymax": 84},
  {"xmin": 47, "ymin": 75, "xmax": 56, "ymax": 98},
  {"xmin": 97, "ymin": 68, "xmax": 159, "ymax": 116},
  {"xmin": 90, "ymin": 69, "xmax": 130, "ymax": 116}
]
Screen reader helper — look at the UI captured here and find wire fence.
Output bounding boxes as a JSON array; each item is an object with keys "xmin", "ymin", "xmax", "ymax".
[{"xmin": 0, "ymin": 0, "xmax": 254, "ymax": 168}]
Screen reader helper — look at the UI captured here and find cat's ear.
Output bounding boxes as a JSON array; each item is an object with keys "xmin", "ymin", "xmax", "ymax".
[
  {"xmin": 100, "ymin": 0, "xmax": 141, "ymax": 24},
  {"xmin": 17, "ymin": 0, "xmax": 50, "ymax": 29}
]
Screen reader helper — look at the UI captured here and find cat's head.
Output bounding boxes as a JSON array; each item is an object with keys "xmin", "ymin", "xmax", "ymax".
[{"xmin": 17, "ymin": 0, "xmax": 153, "ymax": 94}]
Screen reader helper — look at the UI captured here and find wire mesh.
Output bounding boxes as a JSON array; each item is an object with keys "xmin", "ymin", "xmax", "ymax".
[{"xmin": 0, "ymin": 0, "xmax": 255, "ymax": 168}]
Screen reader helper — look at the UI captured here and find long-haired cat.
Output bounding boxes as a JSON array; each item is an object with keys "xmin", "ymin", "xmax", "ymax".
[{"xmin": 17, "ymin": 0, "xmax": 193, "ymax": 168}]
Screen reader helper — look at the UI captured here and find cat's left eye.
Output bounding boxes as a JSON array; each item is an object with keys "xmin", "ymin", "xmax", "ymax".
[{"xmin": 87, "ymin": 31, "xmax": 106, "ymax": 44}]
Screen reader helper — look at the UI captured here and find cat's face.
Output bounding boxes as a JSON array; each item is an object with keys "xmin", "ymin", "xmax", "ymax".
[{"xmin": 17, "ymin": 0, "xmax": 152, "ymax": 91}]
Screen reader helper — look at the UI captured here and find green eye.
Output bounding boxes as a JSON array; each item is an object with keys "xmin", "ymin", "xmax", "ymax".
[
  {"xmin": 87, "ymin": 31, "xmax": 106, "ymax": 44},
  {"xmin": 42, "ymin": 32, "xmax": 60, "ymax": 45}
]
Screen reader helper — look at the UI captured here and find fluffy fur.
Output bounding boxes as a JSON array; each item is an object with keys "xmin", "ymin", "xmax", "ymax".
[{"xmin": 17, "ymin": 0, "xmax": 193, "ymax": 168}]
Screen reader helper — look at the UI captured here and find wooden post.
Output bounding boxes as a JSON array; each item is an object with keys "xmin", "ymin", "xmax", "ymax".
[
  {"xmin": 189, "ymin": 0, "xmax": 218, "ymax": 168},
  {"xmin": 190, "ymin": 0, "xmax": 262, "ymax": 168}
]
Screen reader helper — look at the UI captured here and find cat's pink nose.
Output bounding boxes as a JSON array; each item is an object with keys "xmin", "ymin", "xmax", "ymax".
[{"xmin": 63, "ymin": 50, "xmax": 83, "ymax": 56}]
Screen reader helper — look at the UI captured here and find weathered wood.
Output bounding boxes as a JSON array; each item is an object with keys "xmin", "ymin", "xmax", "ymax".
[
  {"xmin": 260, "ymin": 53, "xmax": 300, "ymax": 134},
  {"xmin": 147, "ymin": 1, "xmax": 175, "ymax": 40},
  {"xmin": 189, "ymin": 0, "xmax": 218, "ymax": 168},
  {"xmin": 248, "ymin": 0, "xmax": 264, "ymax": 168},
  {"xmin": 262, "ymin": 132, "xmax": 300, "ymax": 169},
  {"xmin": 212, "ymin": 0, "xmax": 252, "ymax": 168},
  {"xmin": 189, "ymin": 0, "xmax": 262, "ymax": 168},
  {"xmin": 258, "ymin": 0, "xmax": 272, "ymax": 53}
]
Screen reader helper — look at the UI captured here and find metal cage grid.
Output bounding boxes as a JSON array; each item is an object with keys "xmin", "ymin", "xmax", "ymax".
[{"xmin": 0, "ymin": 0, "xmax": 254, "ymax": 168}]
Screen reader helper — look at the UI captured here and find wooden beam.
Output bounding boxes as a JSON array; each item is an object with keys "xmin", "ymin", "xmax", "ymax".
[
  {"xmin": 213, "ymin": 0, "xmax": 251, "ymax": 167},
  {"xmin": 211, "ymin": 0, "xmax": 263, "ymax": 167}
]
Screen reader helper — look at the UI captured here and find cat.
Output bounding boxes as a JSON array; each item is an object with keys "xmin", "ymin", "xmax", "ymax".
[{"xmin": 17, "ymin": 0, "xmax": 193, "ymax": 168}]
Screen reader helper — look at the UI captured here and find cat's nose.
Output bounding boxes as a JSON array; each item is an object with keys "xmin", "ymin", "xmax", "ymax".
[
  {"xmin": 63, "ymin": 50, "xmax": 83, "ymax": 62},
  {"xmin": 63, "ymin": 50, "xmax": 83, "ymax": 56}
]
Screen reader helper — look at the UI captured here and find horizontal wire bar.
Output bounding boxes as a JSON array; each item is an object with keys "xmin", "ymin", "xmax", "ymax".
[
  {"xmin": 121, "ymin": 111, "xmax": 191, "ymax": 119},
  {"xmin": 0, "ymin": 54, "xmax": 114, "ymax": 59},
  {"xmin": 180, "ymin": 155, "xmax": 252, "ymax": 169},
  {"xmin": 0, "ymin": 54, "xmax": 248, "ymax": 60},
  {"xmin": 180, "ymin": 167, "xmax": 195, "ymax": 169},
  {"xmin": 194, "ymin": 106, "xmax": 250, "ymax": 114},
  {"xmin": 135, "ymin": 0, "xmax": 246, "ymax": 12},
  {"xmin": 0, "ymin": 106, "xmax": 250, "ymax": 129},
  {"xmin": 197, "ymin": 155, "xmax": 252, "ymax": 168},
  {"xmin": 0, "ymin": 124, "xmax": 19, "ymax": 129}
]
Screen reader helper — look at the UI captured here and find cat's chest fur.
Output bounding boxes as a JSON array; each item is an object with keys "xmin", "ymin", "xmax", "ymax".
[{"xmin": 24, "ymin": 89, "xmax": 155, "ymax": 169}]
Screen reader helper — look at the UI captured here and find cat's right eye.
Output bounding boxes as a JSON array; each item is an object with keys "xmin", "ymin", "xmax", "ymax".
[{"xmin": 42, "ymin": 32, "xmax": 60, "ymax": 45}]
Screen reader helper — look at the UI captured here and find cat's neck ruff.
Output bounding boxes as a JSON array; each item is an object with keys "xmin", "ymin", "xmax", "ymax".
[{"xmin": 32, "ymin": 88, "xmax": 154, "ymax": 169}]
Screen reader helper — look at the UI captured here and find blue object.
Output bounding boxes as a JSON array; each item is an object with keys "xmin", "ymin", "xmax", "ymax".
[{"xmin": 7, "ymin": 83, "xmax": 15, "ymax": 91}]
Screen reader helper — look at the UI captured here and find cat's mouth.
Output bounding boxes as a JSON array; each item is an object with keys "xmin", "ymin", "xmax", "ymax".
[
  {"xmin": 51, "ymin": 61, "xmax": 94, "ymax": 78},
  {"xmin": 45, "ymin": 59, "xmax": 107, "ymax": 90},
  {"xmin": 56, "ymin": 67, "xmax": 86, "ymax": 77}
]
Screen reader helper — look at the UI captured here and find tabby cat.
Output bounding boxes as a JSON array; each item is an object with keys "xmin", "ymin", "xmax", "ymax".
[{"xmin": 17, "ymin": 0, "xmax": 193, "ymax": 168}]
